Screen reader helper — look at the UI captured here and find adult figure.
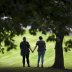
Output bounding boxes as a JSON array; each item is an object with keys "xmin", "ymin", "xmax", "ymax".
[
  {"xmin": 20, "ymin": 37, "xmax": 32, "ymax": 67},
  {"xmin": 33, "ymin": 36, "xmax": 46, "ymax": 68}
]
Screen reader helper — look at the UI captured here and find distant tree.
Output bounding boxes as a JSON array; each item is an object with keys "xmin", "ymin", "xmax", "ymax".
[{"xmin": 0, "ymin": 0, "xmax": 72, "ymax": 69}]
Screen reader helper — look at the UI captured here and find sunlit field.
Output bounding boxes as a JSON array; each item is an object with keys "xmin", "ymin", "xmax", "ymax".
[{"xmin": 0, "ymin": 30, "xmax": 72, "ymax": 72}]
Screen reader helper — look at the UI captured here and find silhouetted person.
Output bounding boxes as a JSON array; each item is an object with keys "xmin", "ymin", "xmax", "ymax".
[
  {"xmin": 20, "ymin": 37, "xmax": 32, "ymax": 67},
  {"xmin": 33, "ymin": 36, "xmax": 46, "ymax": 68}
]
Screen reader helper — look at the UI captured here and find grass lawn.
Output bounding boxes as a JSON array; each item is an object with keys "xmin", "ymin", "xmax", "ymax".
[{"xmin": 0, "ymin": 30, "xmax": 72, "ymax": 72}]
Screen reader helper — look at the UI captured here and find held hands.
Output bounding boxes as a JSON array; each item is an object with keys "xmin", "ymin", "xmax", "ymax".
[
  {"xmin": 31, "ymin": 49, "xmax": 35, "ymax": 53},
  {"xmin": 30, "ymin": 48, "xmax": 34, "ymax": 53},
  {"xmin": 32, "ymin": 50, "xmax": 34, "ymax": 53},
  {"xmin": 31, "ymin": 46, "xmax": 37, "ymax": 53},
  {"xmin": 31, "ymin": 49, "xmax": 37, "ymax": 53}
]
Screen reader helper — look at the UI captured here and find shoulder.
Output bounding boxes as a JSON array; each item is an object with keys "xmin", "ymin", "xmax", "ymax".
[
  {"xmin": 20, "ymin": 41, "xmax": 23, "ymax": 44},
  {"xmin": 42, "ymin": 40, "xmax": 46, "ymax": 44},
  {"xmin": 41, "ymin": 40, "xmax": 45, "ymax": 42},
  {"xmin": 26, "ymin": 41, "xmax": 29, "ymax": 44},
  {"xmin": 20, "ymin": 41, "xmax": 24, "ymax": 46},
  {"xmin": 37, "ymin": 41, "xmax": 40, "ymax": 43},
  {"xmin": 20, "ymin": 41, "xmax": 23, "ymax": 48},
  {"xmin": 36, "ymin": 41, "xmax": 39, "ymax": 45},
  {"xmin": 43, "ymin": 40, "xmax": 45, "ymax": 42},
  {"xmin": 26, "ymin": 41, "xmax": 30, "ymax": 45}
]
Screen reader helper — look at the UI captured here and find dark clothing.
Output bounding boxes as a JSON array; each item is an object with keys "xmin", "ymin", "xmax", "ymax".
[
  {"xmin": 20, "ymin": 41, "xmax": 30, "ymax": 56},
  {"xmin": 36, "ymin": 40, "xmax": 46, "ymax": 67},
  {"xmin": 20, "ymin": 41, "xmax": 30, "ymax": 67},
  {"xmin": 36, "ymin": 40, "xmax": 46, "ymax": 52},
  {"xmin": 23, "ymin": 54, "xmax": 30, "ymax": 67}
]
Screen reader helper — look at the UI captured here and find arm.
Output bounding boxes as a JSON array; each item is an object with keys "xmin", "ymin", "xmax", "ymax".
[
  {"xmin": 29, "ymin": 47, "xmax": 33, "ymax": 52},
  {"xmin": 33, "ymin": 41, "xmax": 38, "ymax": 52},
  {"xmin": 45, "ymin": 42, "xmax": 46, "ymax": 50},
  {"xmin": 33, "ymin": 45, "xmax": 37, "ymax": 52},
  {"xmin": 28, "ymin": 42, "xmax": 33, "ymax": 52},
  {"xmin": 20, "ymin": 42, "xmax": 22, "ymax": 50}
]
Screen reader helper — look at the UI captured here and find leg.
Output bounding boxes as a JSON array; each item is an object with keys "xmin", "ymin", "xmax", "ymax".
[
  {"xmin": 23, "ymin": 55, "xmax": 25, "ymax": 67},
  {"xmin": 41, "ymin": 51, "xmax": 45, "ymax": 68},
  {"xmin": 37, "ymin": 52, "xmax": 41, "ymax": 67},
  {"xmin": 26, "ymin": 53, "xmax": 30, "ymax": 67}
]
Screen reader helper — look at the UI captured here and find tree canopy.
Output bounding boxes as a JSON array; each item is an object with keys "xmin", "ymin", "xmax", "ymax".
[{"xmin": 0, "ymin": 0, "xmax": 72, "ymax": 51}]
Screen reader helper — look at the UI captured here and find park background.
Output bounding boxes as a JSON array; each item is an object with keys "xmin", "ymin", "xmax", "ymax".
[
  {"xmin": 0, "ymin": 0, "xmax": 72, "ymax": 72},
  {"xmin": 0, "ymin": 30, "xmax": 72, "ymax": 70}
]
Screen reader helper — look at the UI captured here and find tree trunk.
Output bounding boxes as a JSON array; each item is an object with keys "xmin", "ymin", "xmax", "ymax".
[{"xmin": 52, "ymin": 33, "xmax": 64, "ymax": 69}]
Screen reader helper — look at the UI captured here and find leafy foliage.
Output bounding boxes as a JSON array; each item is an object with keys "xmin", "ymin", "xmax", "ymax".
[
  {"xmin": 46, "ymin": 35, "xmax": 56, "ymax": 42},
  {"xmin": 0, "ymin": 0, "xmax": 72, "ymax": 53},
  {"xmin": 64, "ymin": 39, "xmax": 72, "ymax": 52}
]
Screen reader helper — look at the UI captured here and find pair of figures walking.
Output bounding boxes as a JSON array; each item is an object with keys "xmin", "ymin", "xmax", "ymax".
[{"xmin": 20, "ymin": 36, "xmax": 46, "ymax": 68}]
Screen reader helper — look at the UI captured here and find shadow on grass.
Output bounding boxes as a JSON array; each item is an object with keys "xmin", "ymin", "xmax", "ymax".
[{"xmin": 0, "ymin": 67, "xmax": 72, "ymax": 72}]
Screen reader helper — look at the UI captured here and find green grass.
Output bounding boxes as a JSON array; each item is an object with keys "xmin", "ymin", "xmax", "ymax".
[{"xmin": 0, "ymin": 30, "xmax": 72, "ymax": 72}]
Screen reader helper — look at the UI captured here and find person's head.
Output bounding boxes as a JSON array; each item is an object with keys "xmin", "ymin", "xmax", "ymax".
[
  {"xmin": 39, "ymin": 36, "xmax": 43, "ymax": 40},
  {"xmin": 23, "ymin": 37, "xmax": 26, "ymax": 41}
]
